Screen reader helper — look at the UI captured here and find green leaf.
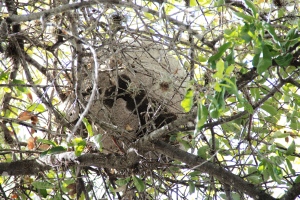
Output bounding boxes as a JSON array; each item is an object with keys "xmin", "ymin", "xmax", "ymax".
[
  {"xmin": 252, "ymin": 52, "xmax": 260, "ymax": 68},
  {"xmin": 73, "ymin": 137, "xmax": 86, "ymax": 156},
  {"xmin": 36, "ymin": 139, "xmax": 57, "ymax": 146},
  {"xmin": 190, "ymin": 0, "xmax": 198, "ymax": 6},
  {"xmin": 257, "ymin": 45, "xmax": 272, "ymax": 75},
  {"xmin": 197, "ymin": 145, "xmax": 209, "ymax": 159},
  {"xmin": 295, "ymin": 175, "xmax": 300, "ymax": 183},
  {"xmin": 0, "ymin": 71, "xmax": 9, "ymax": 81},
  {"xmin": 188, "ymin": 181, "xmax": 195, "ymax": 194},
  {"xmin": 217, "ymin": 0, "xmax": 225, "ymax": 6},
  {"xmin": 225, "ymin": 65, "xmax": 235, "ymax": 76},
  {"xmin": 189, "ymin": 171, "xmax": 201, "ymax": 177},
  {"xmin": 12, "ymin": 79, "xmax": 27, "ymax": 92},
  {"xmin": 40, "ymin": 146, "xmax": 66, "ymax": 157},
  {"xmin": 264, "ymin": 23, "xmax": 280, "ymax": 44},
  {"xmin": 181, "ymin": 89, "xmax": 194, "ymax": 112},
  {"xmin": 272, "ymin": 131, "xmax": 290, "ymax": 138},
  {"xmin": 275, "ymin": 53, "xmax": 293, "ymax": 67},
  {"xmin": 27, "ymin": 103, "xmax": 46, "ymax": 112},
  {"xmin": 240, "ymin": 23, "xmax": 253, "ymax": 42},
  {"xmin": 247, "ymin": 175, "xmax": 261, "ymax": 184},
  {"xmin": 224, "ymin": 77, "xmax": 243, "ymax": 102},
  {"xmin": 208, "ymin": 42, "xmax": 232, "ymax": 63},
  {"xmin": 286, "ymin": 140, "xmax": 295, "ymax": 155},
  {"xmin": 38, "ymin": 189, "xmax": 48, "ymax": 198},
  {"xmin": 286, "ymin": 28, "xmax": 298, "ymax": 40},
  {"xmin": 261, "ymin": 103, "xmax": 277, "ymax": 116},
  {"xmin": 243, "ymin": 102, "xmax": 254, "ymax": 114},
  {"xmin": 225, "ymin": 48, "xmax": 235, "ymax": 65},
  {"xmin": 213, "ymin": 59, "xmax": 224, "ymax": 79},
  {"xmin": 82, "ymin": 117, "xmax": 94, "ymax": 136},
  {"xmin": 286, "ymin": 158, "xmax": 296, "ymax": 175},
  {"xmin": 196, "ymin": 103, "xmax": 208, "ymax": 130},
  {"xmin": 209, "ymin": 87, "xmax": 226, "ymax": 118},
  {"xmin": 245, "ymin": 0, "xmax": 258, "ymax": 16},
  {"xmin": 283, "ymin": 28, "xmax": 299, "ymax": 50},
  {"xmin": 178, "ymin": 139, "xmax": 191, "ymax": 150},
  {"xmin": 233, "ymin": 11, "xmax": 254, "ymax": 23},
  {"xmin": 132, "ymin": 175, "xmax": 145, "ymax": 192},
  {"xmin": 32, "ymin": 181, "xmax": 54, "ymax": 189},
  {"xmin": 116, "ymin": 177, "xmax": 131, "ymax": 186},
  {"xmin": 250, "ymin": 87, "xmax": 260, "ymax": 101}
]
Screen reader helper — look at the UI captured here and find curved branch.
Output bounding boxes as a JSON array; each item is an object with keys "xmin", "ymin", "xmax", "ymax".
[{"xmin": 151, "ymin": 140, "xmax": 276, "ymax": 200}]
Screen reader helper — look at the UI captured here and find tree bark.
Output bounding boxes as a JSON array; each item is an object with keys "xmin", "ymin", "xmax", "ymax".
[
  {"xmin": 0, "ymin": 159, "xmax": 51, "ymax": 176},
  {"xmin": 151, "ymin": 140, "xmax": 276, "ymax": 200}
]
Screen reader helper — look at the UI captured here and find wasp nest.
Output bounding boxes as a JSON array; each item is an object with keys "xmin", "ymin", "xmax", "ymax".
[{"xmin": 66, "ymin": 37, "xmax": 187, "ymax": 153}]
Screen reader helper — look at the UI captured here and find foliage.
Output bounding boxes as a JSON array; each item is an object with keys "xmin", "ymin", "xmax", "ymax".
[{"xmin": 1, "ymin": 0, "xmax": 300, "ymax": 199}]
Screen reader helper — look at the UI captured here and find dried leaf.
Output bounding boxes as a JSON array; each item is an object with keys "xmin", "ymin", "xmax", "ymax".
[
  {"xmin": 18, "ymin": 111, "xmax": 33, "ymax": 121},
  {"xmin": 27, "ymin": 137, "xmax": 35, "ymax": 150},
  {"xmin": 31, "ymin": 115, "xmax": 39, "ymax": 123},
  {"xmin": 27, "ymin": 92, "xmax": 33, "ymax": 102},
  {"xmin": 285, "ymin": 137, "xmax": 289, "ymax": 143},
  {"xmin": 39, "ymin": 144, "xmax": 50, "ymax": 150},
  {"xmin": 66, "ymin": 183, "xmax": 76, "ymax": 195},
  {"xmin": 125, "ymin": 124, "xmax": 134, "ymax": 131},
  {"xmin": 11, "ymin": 193, "xmax": 18, "ymax": 199}
]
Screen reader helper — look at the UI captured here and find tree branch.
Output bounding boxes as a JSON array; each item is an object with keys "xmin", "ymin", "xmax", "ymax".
[
  {"xmin": 151, "ymin": 140, "xmax": 276, "ymax": 200},
  {"xmin": 281, "ymin": 183, "xmax": 300, "ymax": 200},
  {"xmin": 0, "ymin": 159, "xmax": 51, "ymax": 176}
]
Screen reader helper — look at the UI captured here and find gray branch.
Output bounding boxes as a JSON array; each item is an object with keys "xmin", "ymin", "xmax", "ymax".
[{"xmin": 151, "ymin": 140, "xmax": 276, "ymax": 200}]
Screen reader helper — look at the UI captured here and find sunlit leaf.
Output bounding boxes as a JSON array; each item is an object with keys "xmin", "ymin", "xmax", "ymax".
[
  {"xmin": 225, "ymin": 65, "xmax": 235, "ymax": 76},
  {"xmin": 181, "ymin": 89, "xmax": 194, "ymax": 112},
  {"xmin": 27, "ymin": 103, "xmax": 46, "ymax": 113},
  {"xmin": 0, "ymin": 71, "xmax": 9, "ymax": 81},
  {"xmin": 213, "ymin": 59, "xmax": 224, "ymax": 79},
  {"xmin": 73, "ymin": 137, "xmax": 86, "ymax": 156},
  {"xmin": 190, "ymin": 0, "xmax": 198, "ymax": 6}
]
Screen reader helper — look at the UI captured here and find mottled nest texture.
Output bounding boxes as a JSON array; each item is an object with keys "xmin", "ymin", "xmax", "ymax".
[{"xmin": 66, "ymin": 37, "xmax": 188, "ymax": 154}]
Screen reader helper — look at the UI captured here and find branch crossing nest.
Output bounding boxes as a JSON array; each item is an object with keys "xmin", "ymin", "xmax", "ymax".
[{"xmin": 66, "ymin": 38, "xmax": 188, "ymax": 154}]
